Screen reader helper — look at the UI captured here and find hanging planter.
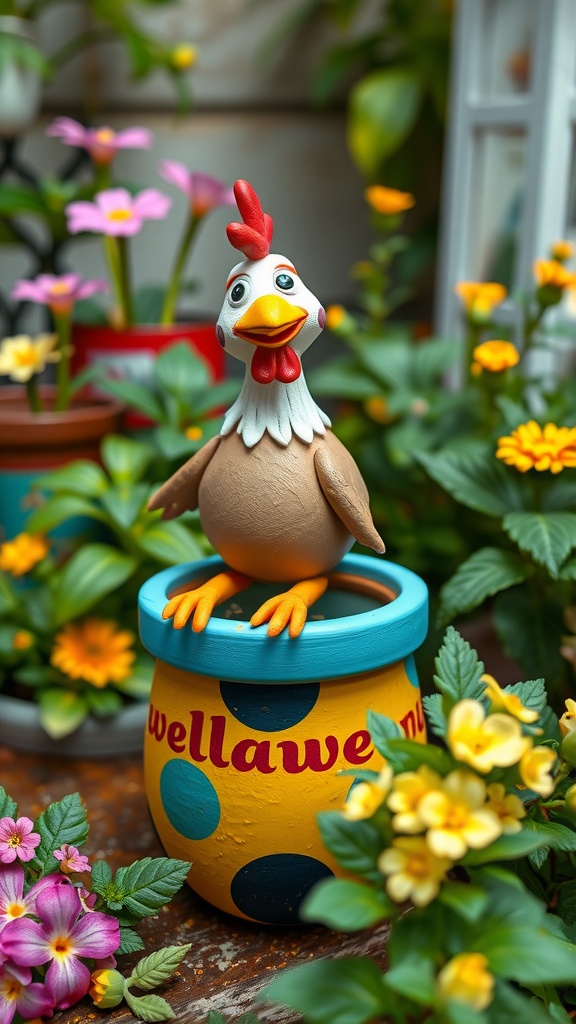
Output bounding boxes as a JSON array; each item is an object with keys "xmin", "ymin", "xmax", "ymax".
[
  {"xmin": 139, "ymin": 552, "xmax": 428, "ymax": 925},
  {"xmin": 0, "ymin": 385, "xmax": 124, "ymax": 537}
]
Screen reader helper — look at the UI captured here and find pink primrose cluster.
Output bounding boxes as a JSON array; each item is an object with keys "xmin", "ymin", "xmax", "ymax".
[{"xmin": 0, "ymin": 819, "xmax": 119, "ymax": 1024}]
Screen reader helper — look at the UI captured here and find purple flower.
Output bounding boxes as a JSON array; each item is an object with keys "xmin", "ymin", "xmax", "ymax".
[
  {"xmin": 0, "ymin": 960, "xmax": 54, "ymax": 1024},
  {"xmin": 47, "ymin": 117, "xmax": 153, "ymax": 166},
  {"xmin": 1, "ymin": 882, "xmax": 119, "ymax": 1010},
  {"xmin": 0, "ymin": 865, "xmax": 67, "ymax": 924},
  {"xmin": 0, "ymin": 819, "xmax": 40, "ymax": 865},
  {"xmin": 54, "ymin": 845, "xmax": 91, "ymax": 875},
  {"xmin": 11, "ymin": 273, "xmax": 107, "ymax": 316},
  {"xmin": 158, "ymin": 162, "xmax": 235, "ymax": 217},
  {"xmin": 66, "ymin": 187, "xmax": 172, "ymax": 238}
]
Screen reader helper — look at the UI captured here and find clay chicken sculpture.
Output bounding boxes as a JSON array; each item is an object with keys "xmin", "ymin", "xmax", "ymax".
[{"xmin": 148, "ymin": 180, "xmax": 385, "ymax": 637}]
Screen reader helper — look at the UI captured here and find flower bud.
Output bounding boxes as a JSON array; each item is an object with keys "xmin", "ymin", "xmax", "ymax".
[
  {"xmin": 561, "ymin": 730, "xmax": 576, "ymax": 768},
  {"xmin": 89, "ymin": 968, "xmax": 125, "ymax": 1008}
]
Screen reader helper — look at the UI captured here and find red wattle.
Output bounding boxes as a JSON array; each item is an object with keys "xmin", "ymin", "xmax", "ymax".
[
  {"xmin": 276, "ymin": 346, "xmax": 301, "ymax": 382},
  {"xmin": 251, "ymin": 347, "xmax": 277, "ymax": 384}
]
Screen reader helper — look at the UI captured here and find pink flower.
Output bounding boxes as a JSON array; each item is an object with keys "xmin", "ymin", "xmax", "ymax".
[
  {"xmin": 77, "ymin": 887, "xmax": 97, "ymax": 913},
  {"xmin": 158, "ymin": 162, "xmax": 235, "ymax": 216},
  {"xmin": 47, "ymin": 116, "xmax": 153, "ymax": 165},
  {"xmin": 0, "ymin": 819, "xmax": 40, "ymax": 865},
  {"xmin": 54, "ymin": 845, "xmax": 91, "ymax": 875},
  {"xmin": 0, "ymin": 960, "xmax": 54, "ymax": 1024},
  {"xmin": 66, "ymin": 187, "xmax": 172, "ymax": 238},
  {"xmin": 0, "ymin": 865, "xmax": 67, "ymax": 924},
  {"xmin": 1, "ymin": 882, "xmax": 119, "ymax": 1010},
  {"xmin": 11, "ymin": 273, "xmax": 107, "ymax": 316}
]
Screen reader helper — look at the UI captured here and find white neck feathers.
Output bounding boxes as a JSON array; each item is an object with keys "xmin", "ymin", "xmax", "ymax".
[{"xmin": 220, "ymin": 373, "xmax": 331, "ymax": 448}]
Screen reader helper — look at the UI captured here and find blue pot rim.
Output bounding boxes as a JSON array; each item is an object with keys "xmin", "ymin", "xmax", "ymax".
[{"xmin": 138, "ymin": 553, "xmax": 428, "ymax": 683}]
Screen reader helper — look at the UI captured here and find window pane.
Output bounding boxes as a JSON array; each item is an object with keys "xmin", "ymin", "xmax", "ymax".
[
  {"xmin": 469, "ymin": 129, "xmax": 527, "ymax": 288},
  {"xmin": 480, "ymin": 0, "xmax": 537, "ymax": 96}
]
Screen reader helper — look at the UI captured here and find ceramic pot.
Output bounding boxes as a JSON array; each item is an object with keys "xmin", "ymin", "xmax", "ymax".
[
  {"xmin": 139, "ymin": 553, "xmax": 428, "ymax": 924},
  {"xmin": 0, "ymin": 693, "xmax": 147, "ymax": 758},
  {"xmin": 0, "ymin": 17, "xmax": 42, "ymax": 138},
  {"xmin": 0, "ymin": 386, "xmax": 124, "ymax": 538},
  {"xmin": 71, "ymin": 322, "xmax": 224, "ymax": 427}
]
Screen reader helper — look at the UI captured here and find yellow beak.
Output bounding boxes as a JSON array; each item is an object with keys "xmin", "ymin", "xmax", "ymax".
[{"xmin": 233, "ymin": 295, "xmax": 308, "ymax": 347}]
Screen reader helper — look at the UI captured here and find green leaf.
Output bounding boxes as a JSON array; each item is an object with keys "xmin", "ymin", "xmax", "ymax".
[
  {"xmin": 0, "ymin": 786, "xmax": 17, "ymax": 820},
  {"xmin": 417, "ymin": 452, "xmax": 525, "ymax": 517},
  {"xmin": 308, "ymin": 360, "xmax": 378, "ymax": 400},
  {"xmin": 476, "ymin": 923, "xmax": 576, "ymax": 986},
  {"xmin": 263, "ymin": 957, "xmax": 390, "ymax": 1024},
  {"xmin": 114, "ymin": 658, "xmax": 153, "ymax": 700},
  {"xmin": 493, "ymin": 586, "xmax": 566, "ymax": 684},
  {"xmin": 101, "ymin": 435, "xmax": 154, "ymax": 486},
  {"xmin": 0, "ymin": 182, "xmax": 49, "ymax": 218},
  {"xmin": 462, "ymin": 829, "xmax": 551, "ymax": 866},
  {"xmin": 433, "ymin": 627, "xmax": 485, "ymax": 705},
  {"xmin": 355, "ymin": 336, "xmax": 412, "ymax": 390},
  {"xmin": 124, "ymin": 989, "xmax": 175, "ymax": 1022},
  {"xmin": 38, "ymin": 688, "xmax": 89, "ymax": 740},
  {"xmin": 136, "ymin": 520, "xmax": 205, "ymax": 565},
  {"xmin": 557, "ymin": 880, "xmax": 576, "ymax": 926},
  {"xmin": 543, "ymin": 475, "xmax": 576, "ymax": 512},
  {"xmin": 154, "ymin": 341, "xmax": 211, "ymax": 399},
  {"xmin": 438, "ymin": 881, "xmax": 489, "ymax": 922},
  {"xmin": 97, "ymin": 376, "xmax": 164, "ymax": 423},
  {"xmin": 100, "ymin": 484, "xmax": 149, "ymax": 530},
  {"xmin": 503, "ymin": 511, "xmax": 576, "ymax": 577},
  {"xmin": 384, "ymin": 955, "xmax": 437, "ymax": 1005},
  {"xmin": 34, "ymin": 460, "xmax": 109, "ymax": 497},
  {"xmin": 92, "ymin": 859, "xmax": 113, "ymax": 890},
  {"xmin": 85, "ymin": 687, "xmax": 124, "ymax": 718},
  {"xmin": 129, "ymin": 944, "xmax": 192, "ymax": 991},
  {"xmin": 523, "ymin": 819, "xmax": 576, "ymax": 852},
  {"xmin": 422, "ymin": 693, "xmax": 447, "ymax": 738},
  {"xmin": 365, "ymin": 710, "xmax": 404, "ymax": 756},
  {"xmin": 118, "ymin": 927, "xmax": 146, "ymax": 955},
  {"xmin": 300, "ymin": 878, "xmax": 393, "ymax": 931},
  {"xmin": 502, "ymin": 678, "xmax": 547, "ymax": 713},
  {"xmin": 348, "ymin": 67, "xmax": 422, "ymax": 179},
  {"xmin": 437, "ymin": 547, "xmax": 530, "ymax": 626},
  {"xmin": 112, "ymin": 857, "xmax": 191, "ymax": 918},
  {"xmin": 32, "ymin": 792, "xmax": 88, "ymax": 876},
  {"xmin": 26, "ymin": 495, "xmax": 104, "ymax": 534},
  {"xmin": 317, "ymin": 813, "xmax": 382, "ymax": 882},
  {"xmin": 52, "ymin": 544, "xmax": 138, "ymax": 625}
]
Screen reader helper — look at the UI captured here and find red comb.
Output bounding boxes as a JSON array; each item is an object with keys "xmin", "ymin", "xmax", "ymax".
[{"xmin": 226, "ymin": 180, "xmax": 274, "ymax": 260}]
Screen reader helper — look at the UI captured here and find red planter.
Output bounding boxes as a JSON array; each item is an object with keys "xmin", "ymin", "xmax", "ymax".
[{"xmin": 72, "ymin": 322, "xmax": 224, "ymax": 427}]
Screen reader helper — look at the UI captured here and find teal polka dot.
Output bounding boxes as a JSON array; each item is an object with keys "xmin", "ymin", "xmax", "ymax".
[
  {"xmin": 160, "ymin": 759, "xmax": 220, "ymax": 840},
  {"xmin": 405, "ymin": 654, "xmax": 420, "ymax": 689}
]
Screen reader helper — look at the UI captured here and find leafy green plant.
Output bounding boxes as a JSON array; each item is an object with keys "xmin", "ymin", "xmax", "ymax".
[
  {"xmin": 0, "ymin": 785, "xmax": 191, "ymax": 1021},
  {"xmin": 264, "ymin": 628, "xmax": 576, "ymax": 1023}
]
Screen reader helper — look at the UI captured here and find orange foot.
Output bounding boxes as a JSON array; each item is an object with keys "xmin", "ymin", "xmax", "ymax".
[
  {"xmin": 250, "ymin": 577, "xmax": 329, "ymax": 638},
  {"xmin": 162, "ymin": 570, "xmax": 252, "ymax": 632}
]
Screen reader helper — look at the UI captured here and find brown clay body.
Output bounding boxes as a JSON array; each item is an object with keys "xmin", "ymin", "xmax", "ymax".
[{"xmin": 198, "ymin": 430, "xmax": 355, "ymax": 582}]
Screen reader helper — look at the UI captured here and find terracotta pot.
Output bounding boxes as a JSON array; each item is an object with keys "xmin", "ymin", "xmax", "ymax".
[
  {"xmin": 139, "ymin": 553, "xmax": 428, "ymax": 924},
  {"xmin": 0, "ymin": 386, "xmax": 124, "ymax": 538},
  {"xmin": 71, "ymin": 322, "xmax": 224, "ymax": 427}
]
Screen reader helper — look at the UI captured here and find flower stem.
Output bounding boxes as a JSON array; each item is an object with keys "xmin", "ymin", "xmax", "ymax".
[
  {"xmin": 25, "ymin": 375, "xmax": 43, "ymax": 414},
  {"xmin": 103, "ymin": 235, "xmax": 134, "ymax": 328},
  {"xmin": 117, "ymin": 237, "xmax": 135, "ymax": 327},
  {"xmin": 54, "ymin": 313, "xmax": 71, "ymax": 412},
  {"xmin": 161, "ymin": 214, "xmax": 200, "ymax": 325}
]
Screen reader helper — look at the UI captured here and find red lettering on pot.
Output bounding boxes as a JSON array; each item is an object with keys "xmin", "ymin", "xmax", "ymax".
[
  {"xmin": 342, "ymin": 730, "xmax": 372, "ymax": 764},
  {"xmin": 209, "ymin": 715, "xmax": 229, "ymax": 768},
  {"xmin": 400, "ymin": 699, "xmax": 425, "ymax": 739},
  {"xmin": 277, "ymin": 736, "xmax": 339, "ymax": 774},
  {"xmin": 167, "ymin": 720, "xmax": 186, "ymax": 753},
  {"xmin": 149, "ymin": 706, "xmax": 167, "ymax": 741},
  {"xmin": 230, "ymin": 739, "xmax": 276, "ymax": 773},
  {"xmin": 189, "ymin": 711, "xmax": 207, "ymax": 762}
]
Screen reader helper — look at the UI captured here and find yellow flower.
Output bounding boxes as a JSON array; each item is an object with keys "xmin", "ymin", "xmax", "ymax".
[
  {"xmin": 454, "ymin": 282, "xmax": 507, "ymax": 318},
  {"xmin": 342, "ymin": 765, "xmax": 393, "ymax": 821},
  {"xmin": 89, "ymin": 968, "xmax": 125, "ymax": 1008},
  {"xmin": 51, "ymin": 619, "xmax": 135, "ymax": 688},
  {"xmin": 364, "ymin": 185, "xmax": 415, "ymax": 216},
  {"xmin": 484, "ymin": 782, "xmax": 525, "ymax": 834},
  {"xmin": 534, "ymin": 259, "xmax": 576, "ymax": 289},
  {"xmin": 325, "ymin": 304, "xmax": 347, "ymax": 331},
  {"xmin": 387, "ymin": 765, "xmax": 443, "ymax": 834},
  {"xmin": 0, "ymin": 334, "xmax": 60, "ymax": 383},
  {"xmin": 482, "ymin": 674, "xmax": 539, "ymax": 723},
  {"xmin": 519, "ymin": 746, "xmax": 556, "ymax": 797},
  {"xmin": 364, "ymin": 396, "xmax": 389, "ymax": 424},
  {"xmin": 170, "ymin": 43, "xmax": 198, "ymax": 70},
  {"xmin": 447, "ymin": 699, "xmax": 532, "ymax": 773},
  {"xmin": 497, "ymin": 421, "xmax": 576, "ymax": 474},
  {"xmin": 559, "ymin": 697, "xmax": 576, "ymax": 737},
  {"xmin": 185, "ymin": 425, "xmax": 203, "ymax": 441},
  {"xmin": 437, "ymin": 953, "xmax": 494, "ymax": 1012},
  {"xmin": 417, "ymin": 769, "xmax": 502, "ymax": 860},
  {"xmin": 13, "ymin": 630, "xmax": 34, "ymax": 651},
  {"xmin": 550, "ymin": 240, "xmax": 574, "ymax": 262},
  {"xmin": 378, "ymin": 836, "xmax": 452, "ymax": 907},
  {"xmin": 565, "ymin": 783, "xmax": 576, "ymax": 812},
  {"xmin": 471, "ymin": 340, "xmax": 520, "ymax": 373},
  {"xmin": 0, "ymin": 533, "xmax": 48, "ymax": 576}
]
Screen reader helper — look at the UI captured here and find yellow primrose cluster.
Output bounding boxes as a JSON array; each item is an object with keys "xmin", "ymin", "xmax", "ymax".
[{"xmin": 342, "ymin": 675, "xmax": 557, "ymax": 914}]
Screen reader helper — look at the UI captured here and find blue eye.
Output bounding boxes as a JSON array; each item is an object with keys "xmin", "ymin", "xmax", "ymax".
[{"xmin": 275, "ymin": 273, "xmax": 294, "ymax": 291}]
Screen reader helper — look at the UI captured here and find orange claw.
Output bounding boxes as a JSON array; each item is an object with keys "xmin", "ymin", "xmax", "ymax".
[
  {"xmin": 250, "ymin": 577, "xmax": 328, "ymax": 638},
  {"xmin": 162, "ymin": 570, "xmax": 252, "ymax": 632}
]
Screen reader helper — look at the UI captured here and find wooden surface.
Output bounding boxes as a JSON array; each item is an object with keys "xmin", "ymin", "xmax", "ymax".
[{"xmin": 0, "ymin": 745, "xmax": 389, "ymax": 1024}]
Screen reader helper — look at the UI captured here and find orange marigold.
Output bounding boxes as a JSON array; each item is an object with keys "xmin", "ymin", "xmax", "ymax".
[
  {"xmin": 534, "ymin": 259, "xmax": 576, "ymax": 289},
  {"xmin": 0, "ymin": 533, "xmax": 48, "ymax": 576},
  {"xmin": 454, "ymin": 281, "xmax": 507, "ymax": 318},
  {"xmin": 472, "ymin": 339, "xmax": 520, "ymax": 373},
  {"xmin": 550, "ymin": 240, "xmax": 574, "ymax": 262},
  {"xmin": 364, "ymin": 185, "xmax": 415, "ymax": 216},
  {"xmin": 51, "ymin": 619, "xmax": 135, "ymax": 688},
  {"xmin": 496, "ymin": 421, "xmax": 576, "ymax": 474}
]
